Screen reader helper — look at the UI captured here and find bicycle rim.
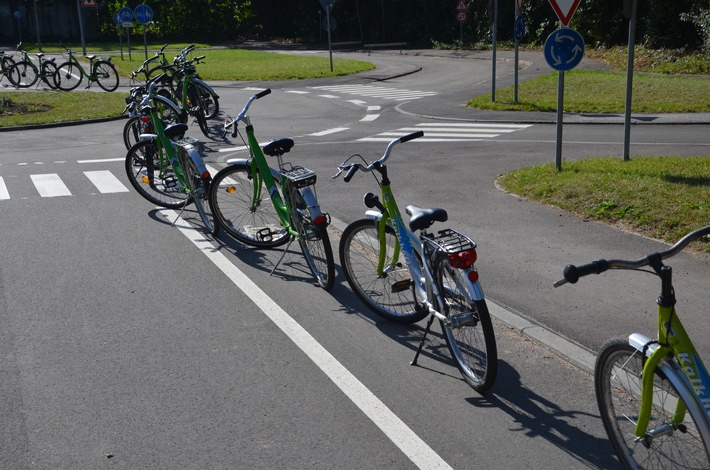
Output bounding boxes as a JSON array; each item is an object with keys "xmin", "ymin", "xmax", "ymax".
[
  {"xmin": 437, "ymin": 262, "xmax": 497, "ymax": 392},
  {"xmin": 183, "ymin": 151, "xmax": 215, "ymax": 233},
  {"xmin": 41, "ymin": 62, "xmax": 58, "ymax": 89},
  {"xmin": 12, "ymin": 61, "xmax": 38, "ymax": 88},
  {"xmin": 55, "ymin": 62, "xmax": 82, "ymax": 90},
  {"xmin": 290, "ymin": 187, "xmax": 334, "ymax": 290},
  {"xmin": 209, "ymin": 164, "xmax": 290, "ymax": 247},
  {"xmin": 339, "ymin": 218, "xmax": 427, "ymax": 324},
  {"xmin": 125, "ymin": 140, "xmax": 191, "ymax": 209},
  {"xmin": 595, "ymin": 339, "xmax": 710, "ymax": 469},
  {"xmin": 94, "ymin": 61, "xmax": 119, "ymax": 92}
]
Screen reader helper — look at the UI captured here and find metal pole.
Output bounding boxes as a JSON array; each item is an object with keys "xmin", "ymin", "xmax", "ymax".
[
  {"xmin": 34, "ymin": 0, "xmax": 42, "ymax": 51},
  {"xmin": 326, "ymin": 5, "xmax": 333, "ymax": 72},
  {"xmin": 514, "ymin": 37, "xmax": 519, "ymax": 103},
  {"xmin": 75, "ymin": 0, "xmax": 86, "ymax": 55},
  {"xmin": 623, "ymin": 0, "xmax": 638, "ymax": 162},
  {"xmin": 491, "ymin": 0, "xmax": 497, "ymax": 102},
  {"xmin": 555, "ymin": 71, "xmax": 564, "ymax": 171}
]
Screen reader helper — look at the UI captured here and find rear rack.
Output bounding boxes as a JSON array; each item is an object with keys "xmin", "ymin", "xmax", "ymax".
[
  {"xmin": 281, "ymin": 165, "xmax": 317, "ymax": 188},
  {"xmin": 428, "ymin": 228, "xmax": 476, "ymax": 254}
]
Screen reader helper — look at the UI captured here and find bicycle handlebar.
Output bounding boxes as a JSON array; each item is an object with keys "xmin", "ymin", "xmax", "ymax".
[
  {"xmin": 224, "ymin": 89, "xmax": 271, "ymax": 136},
  {"xmin": 333, "ymin": 131, "xmax": 424, "ymax": 181},
  {"xmin": 554, "ymin": 224, "xmax": 710, "ymax": 287}
]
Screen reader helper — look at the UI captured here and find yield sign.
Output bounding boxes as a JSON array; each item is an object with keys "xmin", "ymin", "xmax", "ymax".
[
  {"xmin": 547, "ymin": 0, "xmax": 581, "ymax": 27},
  {"xmin": 81, "ymin": 0, "xmax": 98, "ymax": 7},
  {"xmin": 456, "ymin": 1, "xmax": 467, "ymax": 12}
]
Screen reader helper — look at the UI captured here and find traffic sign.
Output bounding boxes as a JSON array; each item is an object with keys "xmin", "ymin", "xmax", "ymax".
[
  {"xmin": 544, "ymin": 28, "xmax": 584, "ymax": 71},
  {"xmin": 134, "ymin": 4, "xmax": 153, "ymax": 24},
  {"xmin": 514, "ymin": 15, "xmax": 525, "ymax": 42},
  {"xmin": 118, "ymin": 7, "xmax": 134, "ymax": 22},
  {"xmin": 456, "ymin": 11, "xmax": 467, "ymax": 24},
  {"xmin": 81, "ymin": 0, "xmax": 98, "ymax": 7},
  {"xmin": 113, "ymin": 13, "xmax": 121, "ymax": 25},
  {"xmin": 547, "ymin": 0, "xmax": 581, "ymax": 27},
  {"xmin": 456, "ymin": 0, "xmax": 467, "ymax": 11}
]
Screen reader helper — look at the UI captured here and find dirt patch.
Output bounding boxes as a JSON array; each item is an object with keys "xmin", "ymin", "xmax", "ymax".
[{"xmin": 0, "ymin": 99, "xmax": 53, "ymax": 116}]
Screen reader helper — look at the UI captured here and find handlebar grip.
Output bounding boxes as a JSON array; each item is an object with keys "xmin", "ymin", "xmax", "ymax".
[
  {"xmin": 563, "ymin": 260, "xmax": 609, "ymax": 284},
  {"xmin": 256, "ymin": 89, "xmax": 271, "ymax": 99},
  {"xmin": 194, "ymin": 55, "xmax": 205, "ymax": 61},
  {"xmin": 344, "ymin": 165, "xmax": 359, "ymax": 182},
  {"xmin": 400, "ymin": 130, "xmax": 424, "ymax": 143}
]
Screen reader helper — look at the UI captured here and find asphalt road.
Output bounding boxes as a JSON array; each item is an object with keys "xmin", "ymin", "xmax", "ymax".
[{"xmin": 1, "ymin": 46, "xmax": 709, "ymax": 469}]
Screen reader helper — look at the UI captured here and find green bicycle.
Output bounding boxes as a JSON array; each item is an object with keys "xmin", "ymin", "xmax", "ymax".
[
  {"xmin": 4, "ymin": 43, "xmax": 58, "ymax": 89},
  {"xmin": 334, "ymin": 132, "xmax": 497, "ymax": 392},
  {"xmin": 54, "ymin": 44, "xmax": 119, "ymax": 92},
  {"xmin": 208, "ymin": 89, "xmax": 335, "ymax": 290},
  {"xmin": 555, "ymin": 224, "xmax": 710, "ymax": 468},
  {"xmin": 0, "ymin": 50, "xmax": 16, "ymax": 85},
  {"xmin": 124, "ymin": 76, "xmax": 215, "ymax": 233}
]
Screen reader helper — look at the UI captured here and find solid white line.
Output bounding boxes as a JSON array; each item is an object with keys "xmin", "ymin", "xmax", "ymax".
[
  {"xmin": 160, "ymin": 209, "xmax": 453, "ymax": 470},
  {"xmin": 84, "ymin": 170, "xmax": 129, "ymax": 194},
  {"xmin": 358, "ymin": 137, "xmax": 483, "ymax": 142},
  {"xmin": 78, "ymin": 158, "xmax": 125, "ymax": 164},
  {"xmin": 309, "ymin": 127, "xmax": 349, "ymax": 136},
  {"xmin": 31, "ymin": 174, "xmax": 72, "ymax": 197},
  {"xmin": 285, "ymin": 90, "xmax": 310, "ymax": 94},
  {"xmin": 0, "ymin": 177, "xmax": 9, "ymax": 200}
]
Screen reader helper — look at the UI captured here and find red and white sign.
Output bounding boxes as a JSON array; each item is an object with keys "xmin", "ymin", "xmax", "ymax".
[
  {"xmin": 455, "ymin": 1, "xmax": 467, "ymax": 12},
  {"xmin": 547, "ymin": 0, "xmax": 581, "ymax": 27},
  {"xmin": 515, "ymin": 0, "xmax": 524, "ymax": 16},
  {"xmin": 456, "ymin": 11, "xmax": 467, "ymax": 23},
  {"xmin": 81, "ymin": 0, "xmax": 98, "ymax": 7}
]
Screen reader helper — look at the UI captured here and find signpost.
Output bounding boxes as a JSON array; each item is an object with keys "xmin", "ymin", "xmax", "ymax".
[
  {"xmin": 319, "ymin": 0, "xmax": 335, "ymax": 72},
  {"xmin": 134, "ymin": 4, "xmax": 154, "ymax": 60},
  {"xmin": 513, "ymin": 0, "xmax": 525, "ymax": 103},
  {"xmin": 119, "ymin": 7, "xmax": 134, "ymax": 60},
  {"xmin": 455, "ymin": 1, "xmax": 467, "ymax": 41},
  {"xmin": 546, "ymin": 0, "xmax": 583, "ymax": 171}
]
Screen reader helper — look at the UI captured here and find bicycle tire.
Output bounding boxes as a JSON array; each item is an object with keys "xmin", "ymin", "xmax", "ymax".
[
  {"xmin": 288, "ymin": 185, "xmax": 335, "ymax": 290},
  {"xmin": 188, "ymin": 85, "xmax": 210, "ymax": 137},
  {"xmin": 595, "ymin": 338, "xmax": 710, "ymax": 469},
  {"xmin": 208, "ymin": 163, "xmax": 290, "ymax": 247},
  {"xmin": 40, "ymin": 61, "xmax": 59, "ymax": 89},
  {"xmin": 436, "ymin": 260, "xmax": 497, "ymax": 392},
  {"xmin": 181, "ymin": 147, "xmax": 216, "ymax": 234},
  {"xmin": 94, "ymin": 60, "xmax": 119, "ymax": 92},
  {"xmin": 54, "ymin": 62, "xmax": 82, "ymax": 91},
  {"xmin": 123, "ymin": 116, "xmax": 144, "ymax": 151},
  {"xmin": 1, "ymin": 55, "xmax": 17, "ymax": 85},
  {"xmin": 339, "ymin": 218, "xmax": 428, "ymax": 324},
  {"xmin": 9, "ymin": 60, "xmax": 38, "ymax": 88},
  {"xmin": 125, "ymin": 139, "xmax": 192, "ymax": 209},
  {"xmin": 195, "ymin": 81, "xmax": 219, "ymax": 119}
]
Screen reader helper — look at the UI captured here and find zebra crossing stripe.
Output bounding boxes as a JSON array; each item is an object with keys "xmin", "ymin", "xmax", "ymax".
[
  {"xmin": 310, "ymin": 84, "xmax": 437, "ymax": 101},
  {"xmin": 358, "ymin": 122, "xmax": 533, "ymax": 142},
  {"xmin": 84, "ymin": 170, "xmax": 129, "ymax": 194},
  {"xmin": 0, "ymin": 177, "xmax": 9, "ymax": 200},
  {"xmin": 31, "ymin": 174, "xmax": 72, "ymax": 197}
]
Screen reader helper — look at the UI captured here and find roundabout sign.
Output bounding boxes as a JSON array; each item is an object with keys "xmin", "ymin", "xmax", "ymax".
[{"xmin": 544, "ymin": 28, "xmax": 584, "ymax": 71}]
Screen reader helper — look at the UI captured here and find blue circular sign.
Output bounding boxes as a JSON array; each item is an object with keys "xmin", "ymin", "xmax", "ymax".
[
  {"xmin": 13, "ymin": 10, "xmax": 21, "ymax": 20},
  {"xmin": 113, "ymin": 13, "xmax": 121, "ymax": 25},
  {"xmin": 134, "ymin": 5, "xmax": 153, "ymax": 25},
  {"xmin": 514, "ymin": 15, "xmax": 525, "ymax": 42},
  {"xmin": 118, "ymin": 7, "xmax": 134, "ymax": 22},
  {"xmin": 544, "ymin": 28, "xmax": 584, "ymax": 71}
]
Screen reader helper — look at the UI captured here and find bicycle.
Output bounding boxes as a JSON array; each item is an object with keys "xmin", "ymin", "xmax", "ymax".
[
  {"xmin": 4, "ymin": 43, "xmax": 58, "ymax": 89},
  {"xmin": 333, "ymin": 131, "xmax": 497, "ymax": 392},
  {"xmin": 124, "ymin": 76, "xmax": 216, "ymax": 234},
  {"xmin": 0, "ymin": 50, "xmax": 16, "ymax": 85},
  {"xmin": 54, "ymin": 44, "xmax": 119, "ymax": 92},
  {"xmin": 208, "ymin": 89, "xmax": 335, "ymax": 290},
  {"xmin": 554, "ymin": 225, "xmax": 710, "ymax": 468}
]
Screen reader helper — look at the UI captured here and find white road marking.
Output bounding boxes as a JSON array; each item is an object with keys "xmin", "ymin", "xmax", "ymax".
[
  {"xmin": 31, "ymin": 173, "xmax": 72, "ymax": 197},
  {"xmin": 0, "ymin": 177, "xmax": 9, "ymax": 200},
  {"xmin": 309, "ymin": 127, "xmax": 349, "ymax": 136},
  {"xmin": 84, "ymin": 170, "xmax": 129, "ymax": 194},
  {"xmin": 160, "ymin": 210, "xmax": 453, "ymax": 470}
]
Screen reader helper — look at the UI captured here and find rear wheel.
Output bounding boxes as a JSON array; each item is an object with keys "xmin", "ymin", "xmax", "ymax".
[
  {"xmin": 40, "ymin": 61, "xmax": 59, "ymax": 89},
  {"xmin": 180, "ymin": 147, "xmax": 216, "ymax": 234},
  {"xmin": 209, "ymin": 163, "xmax": 290, "ymax": 247},
  {"xmin": 339, "ymin": 218, "xmax": 427, "ymax": 324},
  {"xmin": 55, "ymin": 62, "xmax": 82, "ymax": 91},
  {"xmin": 595, "ymin": 339, "xmax": 710, "ymax": 469},
  {"xmin": 125, "ymin": 139, "xmax": 191, "ymax": 209},
  {"xmin": 436, "ymin": 261, "xmax": 497, "ymax": 392},
  {"xmin": 94, "ymin": 60, "xmax": 119, "ymax": 91},
  {"xmin": 8, "ymin": 60, "xmax": 38, "ymax": 88}
]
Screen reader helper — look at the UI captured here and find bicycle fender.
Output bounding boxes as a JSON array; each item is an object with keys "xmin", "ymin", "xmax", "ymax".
[
  {"xmin": 180, "ymin": 142, "xmax": 207, "ymax": 176},
  {"xmin": 364, "ymin": 210, "xmax": 383, "ymax": 221},
  {"xmin": 297, "ymin": 186, "xmax": 325, "ymax": 221}
]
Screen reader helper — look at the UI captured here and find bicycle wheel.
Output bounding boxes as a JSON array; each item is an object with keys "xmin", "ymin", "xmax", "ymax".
[
  {"xmin": 94, "ymin": 60, "xmax": 119, "ymax": 92},
  {"xmin": 123, "ymin": 116, "xmax": 144, "ymax": 151},
  {"xmin": 288, "ymin": 185, "xmax": 334, "ymax": 290},
  {"xmin": 339, "ymin": 218, "xmax": 428, "ymax": 324},
  {"xmin": 54, "ymin": 62, "xmax": 82, "ymax": 91},
  {"xmin": 40, "ymin": 61, "xmax": 59, "ymax": 89},
  {"xmin": 1, "ymin": 55, "xmax": 17, "ymax": 85},
  {"xmin": 209, "ymin": 163, "xmax": 290, "ymax": 247},
  {"xmin": 595, "ymin": 338, "xmax": 710, "ymax": 469},
  {"xmin": 436, "ymin": 261, "xmax": 497, "ymax": 392},
  {"xmin": 195, "ymin": 81, "xmax": 219, "ymax": 119},
  {"xmin": 8, "ymin": 60, "xmax": 38, "ymax": 88},
  {"xmin": 125, "ymin": 140, "xmax": 191, "ymax": 209},
  {"xmin": 188, "ymin": 85, "xmax": 210, "ymax": 137},
  {"xmin": 180, "ymin": 147, "xmax": 216, "ymax": 234}
]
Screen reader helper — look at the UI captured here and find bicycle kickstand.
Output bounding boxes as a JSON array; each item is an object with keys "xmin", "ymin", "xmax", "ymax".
[
  {"xmin": 171, "ymin": 198, "xmax": 190, "ymax": 227},
  {"xmin": 269, "ymin": 236, "xmax": 296, "ymax": 277},
  {"xmin": 411, "ymin": 314, "xmax": 436, "ymax": 366}
]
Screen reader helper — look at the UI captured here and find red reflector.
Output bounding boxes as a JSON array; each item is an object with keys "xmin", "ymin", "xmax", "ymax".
[
  {"xmin": 201, "ymin": 170, "xmax": 211, "ymax": 179},
  {"xmin": 448, "ymin": 249, "xmax": 477, "ymax": 269},
  {"xmin": 314, "ymin": 215, "xmax": 327, "ymax": 225},
  {"xmin": 468, "ymin": 270, "xmax": 479, "ymax": 283},
  {"xmin": 140, "ymin": 117, "xmax": 150, "ymax": 123}
]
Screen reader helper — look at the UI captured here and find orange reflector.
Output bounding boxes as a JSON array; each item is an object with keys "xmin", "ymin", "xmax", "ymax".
[
  {"xmin": 448, "ymin": 249, "xmax": 477, "ymax": 269},
  {"xmin": 468, "ymin": 271, "xmax": 479, "ymax": 283},
  {"xmin": 314, "ymin": 215, "xmax": 327, "ymax": 225},
  {"xmin": 141, "ymin": 175, "xmax": 149, "ymax": 184},
  {"xmin": 201, "ymin": 170, "xmax": 211, "ymax": 179},
  {"xmin": 226, "ymin": 186, "xmax": 236, "ymax": 193}
]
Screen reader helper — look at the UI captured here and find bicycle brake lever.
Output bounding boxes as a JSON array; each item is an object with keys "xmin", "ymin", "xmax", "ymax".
[{"xmin": 332, "ymin": 168, "xmax": 343, "ymax": 179}]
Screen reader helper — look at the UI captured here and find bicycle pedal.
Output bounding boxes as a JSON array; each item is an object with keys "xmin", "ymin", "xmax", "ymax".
[
  {"xmin": 257, "ymin": 227, "xmax": 281, "ymax": 242},
  {"xmin": 163, "ymin": 175, "xmax": 179, "ymax": 188},
  {"xmin": 391, "ymin": 279, "xmax": 413, "ymax": 293}
]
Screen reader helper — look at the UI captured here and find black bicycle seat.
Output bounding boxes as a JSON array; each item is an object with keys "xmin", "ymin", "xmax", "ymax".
[
  {"xmin": 406, "ymin": 205, "xmax": 448, "ymax": 232},
  {"xmin": 263, "ymin": 138, "xmax": 294, "ymax": 157},
  {"xmin": 164, "ymin": 123, "xmax": 189, "ymax": 139}
]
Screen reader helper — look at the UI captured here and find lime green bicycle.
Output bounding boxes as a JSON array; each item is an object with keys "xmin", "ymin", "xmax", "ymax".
[
  {"xmin": 555, "ymin": 225, "xmax": 710, "ymax": 468},
  {"xmin": 54, "ymin": 44, "xmax": 119, "ymax": 92}
]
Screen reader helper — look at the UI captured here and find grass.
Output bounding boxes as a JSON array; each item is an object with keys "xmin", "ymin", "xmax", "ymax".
[
  {"xmin": 497, "ymin": 157, "xmax": 710, "ymax": 253},
  {"xmin": 0, "ymin": 91, "xmax": 126, "ymax": 126}
]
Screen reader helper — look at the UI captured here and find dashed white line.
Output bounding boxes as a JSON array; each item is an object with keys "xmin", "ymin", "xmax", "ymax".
[{"xmin": 309, "ymin": 127, "xmax": 349, "ymax": 136}]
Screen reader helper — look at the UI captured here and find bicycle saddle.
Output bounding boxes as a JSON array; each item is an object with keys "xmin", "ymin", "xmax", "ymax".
[
  {"xmin": 164, "ymin": 123, "xmax": 188, "ymax": 139},
  {"xmin": 406, "ymin": 205, "xmax": 448, "ymax": 232},
  {"xmin": 263, "ymin": 138, "xmax": 294, "ymax": 157}
]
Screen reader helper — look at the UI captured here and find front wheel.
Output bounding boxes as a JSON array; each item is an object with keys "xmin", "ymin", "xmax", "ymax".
[
  {"xmin": 289, "ymin": 187, "xmax": 334, "ymax": 290},
  {"xmin": 181, "ymin": 147, "xmax": 216, "ymax": 234},
  {"xmin": 125, "ymin": 140, "xmax": 191, "ymax": 209},
  {"xmin": 339, "ymin": 218, "xmax": 427, "ymax": 324},
  {"xmin": 54, "ymin": 62, "xmax": 82, "ymax": 90},
  {"xmin": 40, "ymin": 61, "xmax": 59, "ymax": 89},
  {"xmin": 436, "ymin": 261, "xmax": 497, "ymax": 392},
  {"xmin": 8, "ymin": 60, "xmax": 38, "ymax": 88},
  {"xmin": 195, "ymin": 82, "xmax": 219, "ymax": 119},
  {"xmin": 595, "ymin": 338, "xmax": 710, "ymax": 469},
  {"xmin": 94, "ymin": 60, "xmax": 119, "ymax": 92},
  {"xmin": 208, "ymin": 163, "xmax": 290, "ymax": 247}
]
